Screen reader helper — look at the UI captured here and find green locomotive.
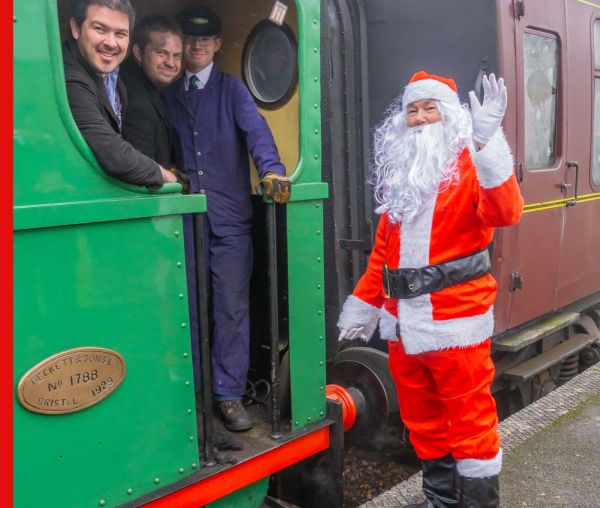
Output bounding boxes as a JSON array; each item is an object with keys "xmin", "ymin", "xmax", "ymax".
[{"xmin": 14, "ymin": 1, "xmax": 332, "ymax": 507}]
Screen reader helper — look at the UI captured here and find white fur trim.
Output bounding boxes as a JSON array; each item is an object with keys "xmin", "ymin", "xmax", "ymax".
[
  {"xmin": 472, "ymin": 128, "xmax": 514, "ymax": 189},
  {"xmin": 457, "ymin": 448, "xmax": 503, "ymax": 478},
  {"xmin": 402, "ymin": 79, "xmax": 460, "ymax": 110},
  {"xmin": 337, "ymin": 295, "xmax": 380, "ymax": 342},
  {"xmin": 397, "ymin": 192, "xmax": 494, "ymax": 354},
  {"xmin": 379, "ymin": 307, "xmax": 399, "ymax": 342},
  {"xmin": 399, "ymin": 304, "xmax": 494, "ymax": 354}
]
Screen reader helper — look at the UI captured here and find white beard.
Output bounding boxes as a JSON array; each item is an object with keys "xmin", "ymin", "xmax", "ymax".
[{"xmin": 372, "ymin": 102, "xmax": 473, "ymax": 223}]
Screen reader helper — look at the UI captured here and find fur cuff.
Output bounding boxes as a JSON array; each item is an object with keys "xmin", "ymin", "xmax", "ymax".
[
  {"xmin": 337, "ymin": 295, "xmax": 381, "ymax": 342},
  {"xmin": 472, "ymin": 129, "xmax": 514, "ymax": 189},
  {"xmin": 457, "ymin": 448, "xmax": 502, "ymax": 478},
  {"xmin": 379, "ymin": 307, "xmax": 399, "ymax": 342}
]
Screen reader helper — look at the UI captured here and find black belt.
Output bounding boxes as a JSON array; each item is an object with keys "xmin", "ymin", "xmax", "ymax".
[{"xmin": 382, "ymin": 247, "xmax": 491, "ymax": 299}]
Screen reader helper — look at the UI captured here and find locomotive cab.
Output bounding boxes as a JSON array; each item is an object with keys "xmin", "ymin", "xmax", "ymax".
[{"xmin": 15, "ymin": 1, "xmax": 329, "ymax": 507}]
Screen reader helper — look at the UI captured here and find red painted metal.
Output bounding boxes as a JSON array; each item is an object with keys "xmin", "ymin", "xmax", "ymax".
[
  {"xmin": 326, "ymin": 384, "xmax": 357, "ymax": 431},
  {"xmin": 140, "ymin": 427, "xmax": 330, "ymax": 508}
]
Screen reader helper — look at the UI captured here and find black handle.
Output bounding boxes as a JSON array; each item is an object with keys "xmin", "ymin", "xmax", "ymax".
[{"xmin": 566, "ymin": 161, "xmax": 580, "ymax": 207}]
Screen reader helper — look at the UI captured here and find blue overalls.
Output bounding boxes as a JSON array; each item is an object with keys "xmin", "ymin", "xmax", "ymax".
[{"xmin": 163, "ymin": 65, "xmax": 285, "ymax": 400}]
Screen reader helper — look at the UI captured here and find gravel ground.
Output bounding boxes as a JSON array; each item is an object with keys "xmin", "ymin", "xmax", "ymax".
[{"xmin": 343, "ymin": 446, "xmax": 419, "ymax": 507}]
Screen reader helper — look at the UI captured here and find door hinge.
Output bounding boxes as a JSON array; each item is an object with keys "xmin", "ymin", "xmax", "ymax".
[
  {"xmin": 515, "ymin": 0, "xmax": 525, "ymax": 19},
  {"xmin": 510, "ymin": 271, "xmax": 523, "ymax": 292}
]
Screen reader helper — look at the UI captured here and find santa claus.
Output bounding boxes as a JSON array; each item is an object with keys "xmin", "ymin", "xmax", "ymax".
[{"xmin": 337, "ymin": 71, "xmax": 523, "ymax": 508}]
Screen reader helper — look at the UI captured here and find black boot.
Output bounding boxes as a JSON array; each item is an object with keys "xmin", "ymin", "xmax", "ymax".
[
  {"xmin": 459, "ymin": 475, "xmax": 499, "ymax": 508},
  {"xmin": 405, "ymin": 454, "xmax": 459, "ymax": 507}
]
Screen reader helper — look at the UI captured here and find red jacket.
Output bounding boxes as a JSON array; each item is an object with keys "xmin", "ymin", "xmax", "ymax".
[{"xmin": 338, "ymin": 130, "xmax": 523, "ymax": 354}]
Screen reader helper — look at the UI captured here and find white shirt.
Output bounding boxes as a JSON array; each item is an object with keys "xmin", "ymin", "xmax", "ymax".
[{"xmin": 184, "ymin": 63, "xmax": 214, "ymax": 91}]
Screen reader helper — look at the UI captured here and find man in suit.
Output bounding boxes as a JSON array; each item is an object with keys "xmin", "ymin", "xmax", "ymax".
[
  {"xmin": 63, "ymin": 0, "xmax": 177, "ymax": 189},
  {"xmin": 163, "ymin": 6, "xmax": 292, "ymax": 432},
  {"xmin": 120, "ymin": 15, "xmax": 187, "ymax": 191}
]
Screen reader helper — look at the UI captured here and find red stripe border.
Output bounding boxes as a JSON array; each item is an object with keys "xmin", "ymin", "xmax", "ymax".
[{"xmin": 141, "ymin": 427, "xmax": 330, "ymax": 508}]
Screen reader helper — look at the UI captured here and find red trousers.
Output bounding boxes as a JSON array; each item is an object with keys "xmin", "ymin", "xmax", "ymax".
[{"xmin": 388, "ymin": 339, "xmax": 500, "ymax": 463}]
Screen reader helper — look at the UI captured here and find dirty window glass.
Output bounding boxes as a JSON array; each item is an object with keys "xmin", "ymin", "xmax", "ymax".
[
  {"xmin": 523, "ymin": 33, "xmax": 558, "ymax": 169},
  {"xmin": 243, "ymin": 22, "xmax": 297, "ymax": 108},
  {"xmin": 592, "ymin": 21, "xmax": 600, "ymax": 185}
]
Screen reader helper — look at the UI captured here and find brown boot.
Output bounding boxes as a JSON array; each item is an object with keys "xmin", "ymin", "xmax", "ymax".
[{"xmin": 218, "ymin": 400, "xmax": 253, "ymax": 431}]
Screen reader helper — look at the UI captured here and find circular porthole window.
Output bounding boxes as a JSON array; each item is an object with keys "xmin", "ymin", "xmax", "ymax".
[{"xmin": 242, "ymin": 21, "xmax": 298, "ymax": 109}]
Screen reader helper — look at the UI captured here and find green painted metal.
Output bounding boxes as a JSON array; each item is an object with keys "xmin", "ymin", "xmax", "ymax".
[
  {"xmin": 14, "ymin": 1, "xmax": 204, "ymax": 506},
  {"xmin": 285, "ymin": 0, "xmax": 327, "ymax": 430},
  {"xmin": 207, "ymin": 478, "xmax": 270, "ymax": 508},
  {"xmin": 14, "ymin": 0, "xmax": 326, "ymax": 507},
  {"xmin": 14, "ymin": 193, "xmax": 206, "ymax": 231},
  {"xmin": 287, "ymin": 201, "xmax": 327, "ymax": 429},
  {"xmin": 14, "ymin": 217, "xmax": 199, "ymax": 508}
]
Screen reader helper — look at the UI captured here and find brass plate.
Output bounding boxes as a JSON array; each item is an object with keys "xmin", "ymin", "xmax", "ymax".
[{"xmin": 17, "ymin": 347, "xmax": 126, "ymax": 415}]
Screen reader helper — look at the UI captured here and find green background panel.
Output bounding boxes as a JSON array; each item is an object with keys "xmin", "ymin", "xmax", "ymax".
[
  {"xmin": 287, "ymin": 201, "xmax": 327, "ymax": 429},
  {"xmin": 14, "ymin": 216, "xmax": 199, "ymax": 508}
]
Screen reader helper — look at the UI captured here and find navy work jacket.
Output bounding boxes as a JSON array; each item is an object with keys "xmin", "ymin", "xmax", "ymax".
[{"xmin": 163, "ymin": 65, "xmax": 285, "ymax": 236}]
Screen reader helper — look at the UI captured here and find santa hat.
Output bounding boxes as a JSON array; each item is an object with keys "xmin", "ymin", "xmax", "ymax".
[{"xmin": 401, "ymin": 70, "xmax": 461, "ymax": 110}]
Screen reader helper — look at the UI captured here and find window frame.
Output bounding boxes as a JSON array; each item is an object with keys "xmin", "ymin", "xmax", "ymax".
[
  {"xmin": 241, "ymin": 20, "xmax": 299, "ymax": 110},
  {"xmin": 521, "ymin": 28, "xmax": 561, "ymax": 172}
]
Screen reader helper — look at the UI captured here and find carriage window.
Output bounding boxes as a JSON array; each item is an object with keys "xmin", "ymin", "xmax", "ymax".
[
  {"xmin": 242, "ymin": 21, "xmax": 298, "ymax": 109},
  {"xmin": 592, "ymin": 20, "xmax": 600, "ymax": 186},
  {"xmin": 523, "ymin": 33, "xmax": 559, "ymax": 170}
]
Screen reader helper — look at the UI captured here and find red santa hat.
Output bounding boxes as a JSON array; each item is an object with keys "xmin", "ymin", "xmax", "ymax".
[{"xmin": 401, "ymin": 70, "xmax": 461, "ymax": 110}]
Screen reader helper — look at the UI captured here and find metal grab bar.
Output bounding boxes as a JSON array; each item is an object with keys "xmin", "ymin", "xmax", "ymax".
[
  {"xmin": 267, "ymin": 203, "xmax": 283, "ymax": 440},
  {"xmin": 193, "ymin": 213, "xmax": 216, "ymax": 466}
]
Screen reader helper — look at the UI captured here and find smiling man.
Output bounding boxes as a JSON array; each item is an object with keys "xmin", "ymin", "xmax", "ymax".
[
  {"xmin": 63, "ymin": 0, "xmax": 177, "ymax": 189},
  {"xmin": 120, "ymin": 15, "xmax": 185, "ymax": 181}
]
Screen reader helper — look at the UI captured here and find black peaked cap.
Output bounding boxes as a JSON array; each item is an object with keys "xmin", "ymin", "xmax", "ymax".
[{"xmin": 176, "ymin": 6, "xmax": 221, "ymax": 37}]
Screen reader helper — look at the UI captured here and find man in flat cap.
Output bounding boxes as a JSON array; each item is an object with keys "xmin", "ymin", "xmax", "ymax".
[{"xmin": 163, "ymin": 6, "xmax": 291, "ymax": 432}]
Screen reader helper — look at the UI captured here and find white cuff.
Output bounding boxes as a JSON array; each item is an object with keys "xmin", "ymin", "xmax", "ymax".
[
  {"xmin": 337, "ymin": 295, "xmax": 380, "ymax": 342},
  {"xmin": 472, "ymin": 129, "xmax": 514, "ymax": 189},
  {"xmin": 457, "ymin": 448, "xmax": 503, "ymax": 478}
]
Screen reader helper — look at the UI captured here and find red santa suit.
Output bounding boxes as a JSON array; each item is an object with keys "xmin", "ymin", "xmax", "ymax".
[{"xmin": 338, "ymin": 75, "xmax": 523, "ymax": 479}]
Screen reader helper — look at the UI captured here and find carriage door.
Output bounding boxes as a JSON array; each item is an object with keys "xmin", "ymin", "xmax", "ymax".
[
  {"xmin": 556, "ymin": 5, "xmax": 600, "ymax": 308},
  {"xmin": 507, "ymin": 0, "xmax": 567, "ymax": 328}
]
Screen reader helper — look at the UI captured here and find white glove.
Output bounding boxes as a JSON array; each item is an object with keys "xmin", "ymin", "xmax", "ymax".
[
  {"xmin": 338, "ymin": 327, "xmax": 367, "ymax": 342},
  {"xmin": 468, "ymin": 74, "xmax": 507, "ymax": 145}
]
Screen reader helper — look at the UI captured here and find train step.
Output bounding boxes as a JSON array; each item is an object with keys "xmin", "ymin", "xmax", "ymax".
[
  {"xmin": 492, "ymin": 311, "xmax": 580, "ymax": 352},
  {"xmin": 502, "ymin": 333, "xmax": 597, "ymax": 382}
]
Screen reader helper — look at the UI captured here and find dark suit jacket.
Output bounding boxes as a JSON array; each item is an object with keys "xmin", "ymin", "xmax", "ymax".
[
  {"xmin": 62, "ymin": 39, "xmax": 163, "ymax": 190},
  {"xmin": 120, "ymin": 58, "xmax": 173, "ymax": 168}
]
